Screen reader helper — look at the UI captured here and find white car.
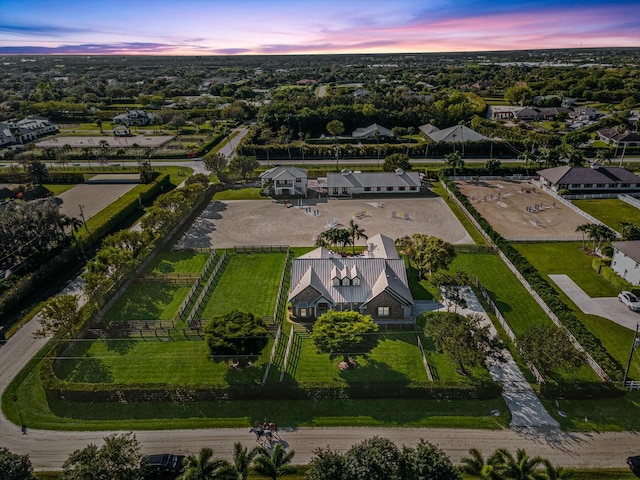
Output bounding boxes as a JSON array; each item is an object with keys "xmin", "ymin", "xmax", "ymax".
[{"xmin": 618, "ymin": 291, "xmax": 640, "ymax": 312}]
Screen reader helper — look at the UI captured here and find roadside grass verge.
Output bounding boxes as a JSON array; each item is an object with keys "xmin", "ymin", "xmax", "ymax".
[
  {"xmin": 572, "ymin": 198, "xmax": 640, "ymax": 232},
  {"xmin": 513, "ymin": 242, "xmax": 640, "ymax": 381},
  {"xmin": 102, "ymin": 282, "xmax": 191, "ymax": 322},
  {"xmin": 200, "ymin": 252, "xmax": 285, "ymax": 319},
  {"xmin": 431, "ymin": 183, "xmax": 486, "ymax": 245},
  {"xmin": 145, "ymin": 250, "xmax": 210, "ymax": 274},
  {"xmin": 213, "ymin": 188, "xmax": 266, "ymax": 200}
]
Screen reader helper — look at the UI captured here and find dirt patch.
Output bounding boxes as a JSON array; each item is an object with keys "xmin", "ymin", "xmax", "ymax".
[
  {"xmin": 57, "ymin": 183, "xmax": 138, "ymax": 220},
  {"xmin": 455, "ymin": 179, "xmax": 589, "ymax": 240},
  {"xmin": 177, "ymin": 196, "xmax": 474, "ymax": 249}
]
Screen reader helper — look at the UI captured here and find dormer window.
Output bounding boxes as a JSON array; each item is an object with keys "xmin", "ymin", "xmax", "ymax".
[
  {"xmin": 333, "ymin": 277, "xmax": 341, "ymax": 286},
  {"xmin": 352, "ymin": 277, "xmax": 360, "ymax": 286}
]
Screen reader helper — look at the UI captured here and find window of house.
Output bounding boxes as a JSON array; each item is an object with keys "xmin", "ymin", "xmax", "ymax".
[
  {"xmin": 386, "ymin": 187, "xmax": 394, "ymax": 191},
  {"xmin": 332, "ymin": 188, "xmax": 338, "ymax": 194},
  {"xmin": 410, "ymin": 186, "xmax": 417, "ymax": 190},
  {"xmin": 621, "ymin": 183, "xmax": 630, "ymax": 187},
  {"xmin": 333, "ymin": 277, "xmax": 340, "ymax": 286},
  {"xmin": 398, "ymin": 186, "xmax": 405, "ymax": 191},
  {"xmin": 596, "ymin": 184, "xmax": 604, "ymax": 188},
  {"xmin": 571, "ymin": 184, "xmax": 579, "ymax": 188},
  {"xmin": 377, "ymin": 306, "xmax": 390, "ymax": 316},
  {"xmin": 300, "ymin": 308, "xmax": 307, "ymax": 317},
  {"xmin": 376, "ymin": 187, "xmax": 381, "ymax": 191},
  {"xmin": 584, "ymin": 184, "xmax": 593, "ymax": 188},
  {"xmin": 364, "ymin": 187, "xmax": 371, "ymax": 192},
  {"xmin": 352, "ymin": 277, "xmax": 360, "ymax": 286}
]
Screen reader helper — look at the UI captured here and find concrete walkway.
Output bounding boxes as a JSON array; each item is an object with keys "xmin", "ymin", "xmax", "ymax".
[
  {"xmin": 549, "ymin": 274, "xmax": 640, "ymax": 330},
  {"xmin": 444, "ymin": 288, "xmax": 559, "ymax": 429}
]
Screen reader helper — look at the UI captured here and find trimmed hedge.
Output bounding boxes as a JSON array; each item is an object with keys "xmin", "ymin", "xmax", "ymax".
[
  {"xmin": 198, "ymin": 132, "xmax": 225, "ymax": 157},
  {"xmin": 442, "ymin": 176, "xmax": 624, "ymax": 382},
  {"xmin": 599, "ymin": 265, "xmax": 640, "ymax": 296},
  {"xmin": 540, "ymin": 380, "xmax": 626, "ymax": 400}
]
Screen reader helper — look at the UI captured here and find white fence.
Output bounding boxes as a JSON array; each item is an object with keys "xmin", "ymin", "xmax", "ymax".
[
  {"xmin": 505, "ymin": 235, "xmax": 584, "ymax": 242},
  {"xmin": 562, "ymin": 192, "xmax": 640, "ymax": 200},
  {"xmin": 625, "ymin": 380, "xmax": 640, "ymax": 391},
  {"xmin": 619, "ymin": 194, "xmax": 640, "ymax": 210},
  {"xmin": 416, "ymin": 335, "xmax": 434, "ymax": 381},
  {"xmin": 185, "ymin": 252, "xmax": 228, "ymax": 325},
  {"xmin": 262, "ymin": 325, "xmax": 282, "ymax": 385}
]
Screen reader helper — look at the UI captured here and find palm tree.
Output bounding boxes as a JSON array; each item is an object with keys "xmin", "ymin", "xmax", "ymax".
[
  {"xmin": 619, "ymin": 221, "xmax": 640, "ymax": 241},
  {"xmin": 486, "ymin": 157, "xmax": 502, "ymax": 175},
  {"xmin": 252, "ymin": 444, "xmax": 296, "ymax": 480},
  {"xmin": 348, "ymin": 219, "xmax": 367, "ymax": 254},
  {"xmin": 494, "ymin": 448, "xmax": 546, "ymax": 480},
  {"xmin": 460, "ymin": 448, "xmax": 505, "ymax": 479},
  {"xmin": 543, "ymin": 460, "xmax": 574, "ymax": 480},
  {"xmin": 575, "ymin": 224, "xmax": 590, "ymax": 249},
  {"xmin": 595, "ymin": 148, "xmax": 613, "ymax": 165},
  {"xmin": 182, "ymin": 447, "xmax": 236, "ymax": 480},
  {"xmin": 444, "ymin": 151, "xmax": 464, "ymax": 176},
  {"xmin": 232, "ymin": 442, "xmax": 260, "ymax": 480}
]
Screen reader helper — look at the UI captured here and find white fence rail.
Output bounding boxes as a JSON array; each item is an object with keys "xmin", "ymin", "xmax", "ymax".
[
  {"xmin": 505, "ymin": 235, "xmax": 584, "ymax": 242},
  {"xmin": 619, "ymin": 194, "xmax": 640, "ymax": 210},
  {"xmin": 262, "ymin": 325, "xmax": 282, "ymax": 385},
  {"xmin": 625, "ymin": 380, "xmax": 640, "ymax": 391}
]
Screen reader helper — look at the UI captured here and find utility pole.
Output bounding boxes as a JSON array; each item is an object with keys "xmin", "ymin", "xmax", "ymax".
[
  {"xmin": 78, "ymin": 204, "xmax": 89, "ymax": 232},
  {"xmin": 623, "ymin": 323, "xmax": 639, "ymax": 386}
]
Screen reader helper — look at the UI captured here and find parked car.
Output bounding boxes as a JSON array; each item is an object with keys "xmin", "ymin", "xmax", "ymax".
[
  {"xmin": 627, "ymin": 455, "xmax": 640, "ymax": 478},
  {"xmin": 618, "ymin": 291, "xmax": 640, "ymax": 312},
  {"xmin": 142, "ymin": 454, "xmax": 185, "ymax": 479}
]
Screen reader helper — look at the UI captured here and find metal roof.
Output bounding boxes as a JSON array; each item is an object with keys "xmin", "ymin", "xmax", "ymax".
[
  {"xmin": 538, "ymin": 166, "xmax": 640, "ymax": 185},
  {"xmin": 613, "ymin": 240, "xmax": 640, "ymax": 263},
  {"xmin": 327, "ymin": 171, "xmax": 421, "ymax": 189}
]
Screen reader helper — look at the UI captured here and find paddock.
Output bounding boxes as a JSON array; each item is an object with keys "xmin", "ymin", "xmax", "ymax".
[
  {"xmin": 177, "ymin": 196, "xmax": 474, "ymax": 249},
  {"xmin": 57, "ymin": 181, "xmax": 138, "ymax": 221},
  {"xmin": 36, "ymin": 135, "xmax": 174, "ymax": 149},
  {"xmin": 455, "ymin": 179, "xmax": 590, "ymax": 240}
]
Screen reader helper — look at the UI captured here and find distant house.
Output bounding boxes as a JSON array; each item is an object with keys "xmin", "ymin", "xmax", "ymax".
[
  {"xmin": 569, "ymin": 106, "xmax": 600, "ymax": 121},
  {"xmin": 421, "ymin": 124, "xmax": 488, "ymax": 143},
  {"xmin": 327, "ymin": 169, "xmax": 421, "ymax": 196},
  {"xmin": 113, "ymin": 125, "xmax": 131, "ymax": 137},
  {"xmin": 0, "ymin": 116, "xmax": 58, "ymax": 146},
  {"xmin": 352, "ymin": 123, "xmax": 394, "ymax": 140},
  {"xmin": 537, "ymin": 165, "xmax": 640, "ymax": 193},
  {"xmin": 260, "ymin": 166, "xmax": 308, "ymax": 196},
  {"xmin": 596, "ymin": 128, "xmax": 640, "ymax": 147},
  {"xmin": 112, "ymin": 110, "xmax": 155, "ymax": 127},
  {"xmin": 288, "ymin": 233, "xmax": 414, "ymax": 323},
  {"xmin": 611, "ymin": 241, "xmax": 640, "ymax": 286}
]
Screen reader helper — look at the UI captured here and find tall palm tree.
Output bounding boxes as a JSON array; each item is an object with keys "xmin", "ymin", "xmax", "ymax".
[
  {"xmin": 595, "ymin": 148, "xmax": 613, "ymax": 165},
  {"xmin": 542, "ymin": 460, "xmax": 574, "ymax": 480},
  {"xmin": 182, "ymin": 447, "xmax": 236, "ymax": 480},
  {"xmin": 575, "ymin": 224, "xmax": 590, "ymax": 249},
  {"xmin": 348, "ymin": 219, "xmax": 367, "ymax": 254},
  {"xmin": 494, "ymin": 448, "xmax": 546, "ymax": 480},
  {"xmin": 444, "ymin": 151, "xmax": 464, "ymax": 176},
  {"xmin": 232, "ymin": 442, "xmax": 260, "ymax": 480},
  {"xmin": 252, "ymin": 444, "xmax": 296, "ymax": 480},
  {"xmin": 460, "ymin": 448, "xmax": 505, "ymax": 479}
]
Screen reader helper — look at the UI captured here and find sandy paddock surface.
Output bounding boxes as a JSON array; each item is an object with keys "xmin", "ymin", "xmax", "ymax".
[
  {"xmin": 57, "ymin": 183, "xmax": 138, "ymax": 220},
  {"xmin": 36, "ymin": 135, "xmax": 174, "ymax": 149},
  {"xmin": 455, "ymin": 179, "xmax": 588, "ymax": 240},
  {"xmin": 177, "ymin": 196, "xmax": 474, "ymax": 249}
]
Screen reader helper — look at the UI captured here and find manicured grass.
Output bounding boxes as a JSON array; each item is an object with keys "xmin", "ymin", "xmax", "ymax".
[
  {"xmin": 44, "ymin": 183, "xmax": 76, "ymax": 195},
  {"xmin": 405, "ymin": 257, "xmax": 437, "ymax": 301},
  {"xmin": 572, "ymin": 198, "xmax": 640, "ymax": 232},
  {"xmin": 200, "ymin": 253, "xmax": 286, "ymax": 319},
  {"xmin": 103, "ymin": 282, "xmax": 191, "ymax": 322},
  {"xmin": 213, "ymin": 188, "xmax": 267, "ymax": 200},
  {"xmin": 146, "ymin": 250, "xmax": 210, "ymax": 274},
  {"xmin": 513, "ymin": 242, "xmax": 617, "ymax": 297},
  {"xmin": 431, "ymin": 183, "xmax": 487, "ymax": 246},
  {"xmin": 513, "ymin": 242, "xmax": 640, "ymax": 380}
]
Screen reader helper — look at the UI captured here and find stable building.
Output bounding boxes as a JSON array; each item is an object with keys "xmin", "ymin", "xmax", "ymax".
[
  {"xmin": 327, "ymin": 169, "xmax": 421, "ymax": 197},
  {"xmin": 537, "ymin": 165, "xmax": 640, "ymax": 194}
]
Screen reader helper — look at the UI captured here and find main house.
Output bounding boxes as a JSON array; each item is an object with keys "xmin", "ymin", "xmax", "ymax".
[
  {"xmin": 112, "ymin": 110, "xmax": 155, "ymax": 127},
  {"xmin": 288, "ymin": 233, "xmax": 414, "ymax": 323},
  {"xmin": 537, "ymin": 165, "xmax": 640, "ymax": 194},
  {"xmin": 611, "ymin": 241, "xmax": 640, "ymax": 286},
  {"xmin": 327, "ymin": 169, "xmax": 421, "ymax": 197},
  {"xmin": 260, "ymin": 166, "xmax": 308, "ymax": 196}
]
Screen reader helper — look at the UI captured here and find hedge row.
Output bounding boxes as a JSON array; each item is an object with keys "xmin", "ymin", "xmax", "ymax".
[
  {"xmin": 540, "ymin": 380, "xmax": 626, "ymax": 400},
  {"xmin": 198, "ymin": 132, "xmax": 226, "ymax": 157},
  {"xmin": 599, "ymin": 265, "xmax": 640, "ymax": 296},
  {"xmin": 442, "ymin": 176, "xmax": 624, "ymax": 383}
]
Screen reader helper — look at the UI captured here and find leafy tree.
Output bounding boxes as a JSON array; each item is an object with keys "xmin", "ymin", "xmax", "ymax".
[
  {"xmin": 444, "ymin": 151, "xmax": 464, "ymax": 176},
  {"xmin": 232, "ymin": 442, "xmax": 260, "ymax": 480},
  {"xmin": 396, "ymin": 234, "xmax": 456, "ymax": 279},
  {"xmin": 306, "ymin": 447, "xmax": 346, "ymax": 480},
  {"xmin": 312, "ymin": 311, "xmax": 379, "ymax": 366},
  {"xmin": 485, "ymin": 157, "xmax": 501, "ymax": 174},
  {"xmin": 203, "ymin": 152, "xmax": 228, "ymax": 175},
  {"xmin": 252, "ymin": 444, "xmax": 296, "ymax": 480},
  {"xmin": 399, "ymin": 440, "xmax": 460, "ymax": 480},
  {"xmin": 182, "ymin": 447, "xmax": 236, "ymax": 480},
  {"xmin": 326, "ymin": 120, "xmax": 345, "ymax": 137},
  {"xmin": 229, "ymin": 155, "xmax": 259, "ymax": 180},
  {"xmin": 347, "ymin": 219, "xmax": 367, "ymax": 253},
  {"xmin": 62, "ymin": 432, "xmax": 144, "ymax": 480},
  {"xmin": 0, "ymin": 448, "xmax": 36, "ymax": 480},
  {"xmin": 619, "ymin": 221, "xmax": 640, "ymax": 241},
  {"xmin": 204, "ymin": 310, "xmax": 268, "ymax": 365},
  {"xmin": 315, "ymin": 227, "xmax": 351, "ymax": 252},
  {"xmin": 460, "ymin": 448, "xmax": 505, "ymax": 480},
  {"xmin": 382, "ymin": 153, "xmax": 412, "ymax": 172},
  {"xmin": 186, "ymin": 173, "xmax": 210, "ymax": 188},
  {"xmin": 35, "ymin": 294, "xmax": 81, "ymax": 338},
  {"xmin": 343, "ymin": 436, "xmax": 400, "ymax": 480},
  {"xmin": 562, "ymin": 146, "xmax": 585, "ymax": 167},
  {"xmin": 139, "ymin": 161, "xmax": 157, "ymax": 184},
  {"xmin": 519, "ymin": 325, "xmax": 584, "ymax": 375},
  {"xmin": 504, "ymin": 85, "xmax": 535, "ymax": 106},
  {"xmin": 425, "ymin": 312, "xmax": 503, "ymax": 374},
  {"xmin": 493, "ymin": 448, "xmax": 546, "ymax": 480},
  {"xmin": 28, "ymin": 160, "xmax": 48, "ymax": 184},
  {"xmin": 595, "ymin": 148, "xmax": 614, "ymax": 165}
]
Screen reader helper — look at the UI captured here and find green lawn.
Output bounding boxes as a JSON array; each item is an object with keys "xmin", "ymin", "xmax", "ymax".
[
  {"xmin": 572, "ymin": 199, "xmax": 640, "ymax": 232},
  {"xmin": 146, "ymin": 250, "xmax": 210, "ymax": 274},
  {"xmin": 200, "ymin": 253, "xmax": 286, "ymax": 319},
  {"xmin": 44, "ymin": 184, "xmax": 76, "ymax": 195},
  {"xmin": 103, "ymin": 282, "xmax": 191, "ymax": 322},
  {"xmin": 213, "ymin": 188, "xmax": 267, "ymax": 200}
]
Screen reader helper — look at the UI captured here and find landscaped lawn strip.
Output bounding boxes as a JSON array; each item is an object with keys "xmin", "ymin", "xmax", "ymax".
[
  {"xmin": 200, "ymin": 252, "xmax": 286, "ymax": 319},
  {"xmin": 513, "ymin": 242, "xmax": 640, "ymax": 381},
  {"xmin": 102, "ymin": 282, "xmax": 190, "ymax": 322},
  {"xmin": 146, "ymin": 250, "xmax": 210, "ymax": 274},
  {"xmin": 572, "ymin": 198, "xmax": 640, "ymax": 232},
  {"xmin": 213, "ymin": 187, "xmax": 267, "ymax": 200},
  {"xmin": 450, "ymin": 251, "xmax": 599, "ymax": 382}
]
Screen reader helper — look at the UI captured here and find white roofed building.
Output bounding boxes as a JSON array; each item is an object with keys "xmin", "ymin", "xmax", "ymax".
[
  {"xmin": 260, "ymin": 166, "xmax": 308, "ymax": 196},
  {"xmin": 327, "ymin": 169, "xmax": 421, "ymax": 197}
]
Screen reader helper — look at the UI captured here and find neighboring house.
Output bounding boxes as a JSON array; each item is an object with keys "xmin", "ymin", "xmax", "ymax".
[
  {"xmin": 260, "ymin": 166, "xmax": 308, "ymax": 196},
  {"xmin": 327, "ymin": 169, "xmax": 421, "ymax": 196},
  {"xmin": 352, "ymin": 123, "xmax": 394, "ymax": 140},
  {"xmin": 596, "ymin": 128, "xmax": 640, "ymax": 147},
  {"xmin": 112, "ymin": 110, "xmax": 155, "ymax": 126},
  {"xmin": 569, "ymin": 106, "xmax": 600, "ymax": 121},
  {"xmin": 611, "ymin": 240, "xmax": 640, "ymax": 286},
  {"xmin": 424, "ymin": 124, "xmax": 488, "ymax": 143},
  {"xmin": 113, "ymin": 125, "xmax": 131, "ymax": 137},
  {"xmin": 0, "ymin": 116, "xmax": 58, "ymax": 146},
  {"xmin": 288, "ymin": 233, "xmax": 414, "ymax": 323},
  {"xmin": 537, "ymin": 165, "xmax": 640, "ymax": 193},
  {"xmin": 418, "ymin": 123, "xmax": 440, "ymax": 137}
]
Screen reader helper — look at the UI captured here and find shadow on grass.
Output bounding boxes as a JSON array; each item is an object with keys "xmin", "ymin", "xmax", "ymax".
[
  {"xmin": 54, "ymin": 341, "xmax": 114, "ymax": 383},
  {"xmin": 107, "ymin": 283, "xmax": 176, "ymax": 321},
  {"xmin": 340, "ymin": 358, "xmax": 410, "ymax": 386}
]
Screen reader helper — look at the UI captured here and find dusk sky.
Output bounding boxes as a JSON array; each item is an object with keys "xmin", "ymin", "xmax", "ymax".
[{"xmin": 1, "ymin": 0, "xmax": 639, "ymax": 55}]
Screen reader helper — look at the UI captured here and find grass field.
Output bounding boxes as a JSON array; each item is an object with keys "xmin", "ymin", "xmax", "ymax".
[
  {"xmin": 200, "ymin": 253, "xmax": 286, "ymax": 319},
  {"xmin": 572, "ymin": 198, "xmax": 640, "ymax": 232},
  {"xmin": 213, "ymin": 188, "xmax": 267, "ymax": 200},
  {"xmin": 146, "ymin": 250, "xmax": 210, "ymax": 274},
  {"xmin": 43, "ymin": 184, "xmax": 76, "ymax": 195},
  {"xmin": 102, "ymin": 282, "xmax": 191, "ymax": 322}
]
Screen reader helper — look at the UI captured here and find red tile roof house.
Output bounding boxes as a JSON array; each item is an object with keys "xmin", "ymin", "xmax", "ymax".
[{"xmin": 288, "ymin": 234, "xmax": 415, "ymax": 324}]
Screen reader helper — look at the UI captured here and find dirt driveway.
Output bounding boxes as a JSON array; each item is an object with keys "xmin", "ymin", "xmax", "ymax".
[
  {"xmin": 177, "ymin": 196, "xmax": 473, "ymax": 249},
  {"xmin": 455, "ymin": 179, "xmax": 589, "ymax": 240}
]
